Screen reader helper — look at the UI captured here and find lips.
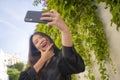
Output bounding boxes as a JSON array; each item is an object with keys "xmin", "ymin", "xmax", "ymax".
[{"xmin": 41, "ymin": 41, "xmax": 47, "ymax": 48}]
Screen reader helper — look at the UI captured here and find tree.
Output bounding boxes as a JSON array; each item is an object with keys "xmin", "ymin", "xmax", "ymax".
[
  {"xmin": 7, "ymin": 62, "xmax": 24, "ymax": 71},
  {"xmin": 7, "ymin": 62, "xmax": 24, "ymax": 80},
  {"xmin": 7, "ymin": 68, "xmax": 20, "ymax": 80},
  {"xmin": 14, "ymin": 62, "xmax": 24, "ymax": 71}
]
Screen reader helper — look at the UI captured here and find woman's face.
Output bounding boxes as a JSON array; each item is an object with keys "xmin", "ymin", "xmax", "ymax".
[{"xmin": 32, "ymin": 34, "xmax": 50, "ymax": 52}]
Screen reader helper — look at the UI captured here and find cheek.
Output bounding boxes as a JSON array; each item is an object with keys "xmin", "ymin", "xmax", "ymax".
[{"xmin": 35, "ymin": 43, "xmax": 40, "ymax": 49}]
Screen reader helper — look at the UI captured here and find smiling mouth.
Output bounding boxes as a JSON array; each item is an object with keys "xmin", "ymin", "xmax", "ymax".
[{"xmin": 41, "ymin": 41, "xmax": 47, "ymax": 48}]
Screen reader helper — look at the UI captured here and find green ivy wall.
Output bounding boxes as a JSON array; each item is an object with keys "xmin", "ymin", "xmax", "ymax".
[{"xmin": 97, "ymin": 3, "xmax": 119, "ymax": 80}]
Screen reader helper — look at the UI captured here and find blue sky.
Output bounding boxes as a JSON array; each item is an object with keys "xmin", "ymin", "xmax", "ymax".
[{"xmin": 0, "ymin": 0, "xmax": 44, "ymax": 62}]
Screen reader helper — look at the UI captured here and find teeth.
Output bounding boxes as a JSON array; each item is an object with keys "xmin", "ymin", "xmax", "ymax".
[{"xmin": 40, "ymin": 41, "xmax": 47, "ymax": 48}]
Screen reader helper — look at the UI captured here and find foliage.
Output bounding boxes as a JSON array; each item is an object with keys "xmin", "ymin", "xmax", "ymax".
[
  {"xmin": 7, "ymin": 62, "xmax": 24, "ymax": 80},
  {"xmin": 14, "ymin": 62, "xmax": 24, "ymax": 71},
  {"xmin": 97, "ymin": 0, "xmax": 120, "ymax": 30},
  {"xmin": 24, "ymin": 63, "xmax": 29, "ymax": 70},
  {"xmin": 7, "ymin": 68, "xmax": 20, "ymax": 80},
  {"xmin": 33, "ymin": 0, "xmax": 117, "ymax": 80},
  {"xmin": 7, "ymin": 62, "xmax": 24, "ymax": 71}
]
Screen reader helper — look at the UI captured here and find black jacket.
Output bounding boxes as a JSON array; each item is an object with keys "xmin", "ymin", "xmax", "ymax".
[{"xmin": 19, "ymin": 45, "xmax": 85, "ymax": 80}]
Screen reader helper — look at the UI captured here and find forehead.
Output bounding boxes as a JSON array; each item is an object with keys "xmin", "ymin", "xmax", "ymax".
[{"xmin": 32, "ymin": 34, "xmax": 43, "ymax": 41}]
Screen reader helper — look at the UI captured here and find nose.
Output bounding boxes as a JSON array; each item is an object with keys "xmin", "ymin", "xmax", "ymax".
[{"xmin": 38, "ymin": 38, "xmax": 45, "ymax": 46}]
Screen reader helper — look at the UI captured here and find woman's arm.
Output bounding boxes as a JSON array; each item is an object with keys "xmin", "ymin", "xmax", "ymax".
[
  {"xmin": 41, "ymin": 10, "xmax": 85, "ymax": 74},
  {"xmin": 61, "ymin": 27, "xmax": 73, "ymax": 46},
  {"xmin": 40, "ymin": 9, "xmax": 73, "ymax": 46},
  {"xmin": 59, "ymin": 45, "xmax": 85, "ymax": 75},
  {"xmin": 48, "ymin": 10, "xmax": 73, "ymax": 46}
]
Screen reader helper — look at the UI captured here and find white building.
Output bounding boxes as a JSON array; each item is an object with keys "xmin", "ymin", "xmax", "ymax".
[
  {"xmin": 4, "ymin": 53, "xmax": 22, "ymax": 66},
  {"xmin": 0, "ymin": 48, "xmax": 23, "ymax": 80},
  {"xmin": 0, "ymin": 49, "xmax": 9, "ymax": 80}
]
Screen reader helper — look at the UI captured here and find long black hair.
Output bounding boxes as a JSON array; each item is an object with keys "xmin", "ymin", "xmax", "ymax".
[{"xmin": 28, "ymin": 32, "xmax": 60, "ymax": 67}]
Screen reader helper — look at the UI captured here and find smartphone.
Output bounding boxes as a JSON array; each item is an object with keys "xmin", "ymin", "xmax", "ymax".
[{"xmin": 24, "ymin": 10, "xmax": 51, "ymax": 24}]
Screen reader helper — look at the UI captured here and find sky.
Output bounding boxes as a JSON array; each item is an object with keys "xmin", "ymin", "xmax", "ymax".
[{"xmin": 0, "ymin": 0, "xmax": 44, "ymax": 62}]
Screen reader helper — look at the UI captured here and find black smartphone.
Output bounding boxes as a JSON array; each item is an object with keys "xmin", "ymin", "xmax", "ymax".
[{"xmin": 24, "ymin": 10, "xmax": 51, "ymax": 24}]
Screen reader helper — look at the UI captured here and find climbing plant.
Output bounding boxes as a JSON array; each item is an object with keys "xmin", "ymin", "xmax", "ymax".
[
  {"xmin": 33, "ymin": 0, "xmax": 117, "ymax": 80},
  {"xmin": 97, "ymin": 0, "xmax": 120, "ymax": 30}
]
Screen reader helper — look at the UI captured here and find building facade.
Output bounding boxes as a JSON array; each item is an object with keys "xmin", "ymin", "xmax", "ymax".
[{"xmin": 0, "ymin": 48, "xmax": 22, "ymax": 80}]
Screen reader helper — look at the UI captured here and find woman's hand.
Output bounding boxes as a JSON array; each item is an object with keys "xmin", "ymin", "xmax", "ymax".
[
  {"xmin": 40, "ymin": 9, "xmax": 68, "ymax": 32},
  {"xmin": 34, "ymin": 43, "xmax": 54, "ymax": 72},
  {"xmin": 41, "ymin": 9, "xmax": 73, "ymax": 46},
  {"xmin": 40, "ymin": 43, "xmax": 54, "ymax": 63}
]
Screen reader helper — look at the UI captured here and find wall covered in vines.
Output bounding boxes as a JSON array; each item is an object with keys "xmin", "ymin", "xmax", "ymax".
[
  {"xmin": 33, "ymin": 0, "xmax": 119, "ymax": 80},
  {"xmin": 97, "ymin": 0, "xmax": 120, "ymax": 30}
]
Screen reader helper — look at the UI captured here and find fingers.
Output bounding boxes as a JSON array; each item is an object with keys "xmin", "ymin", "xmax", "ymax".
[
  {"xmin": 41, "ymin": 12, "xmax": 54, "ymax": 18},
  {"xmin": 46, "ymin": 43, "xmax": 53, "ymax": 52},
  {"xmin": 40, "ymin": 10, "xmax": 58, "ymax": 21},
  {"xmin": 40, "ymin": 16, "xmax": 53, "ymax": 21},
  {"xmin": 40, "ymin": 9, "xmax": 62, "ymax": 27},
  {"xmin": 40, "ymin": 12, "xmax": 54, "ymax": 21},
  {"xmin": 47, "ymin": 22, "xmax": 55, "ymax": 26}
]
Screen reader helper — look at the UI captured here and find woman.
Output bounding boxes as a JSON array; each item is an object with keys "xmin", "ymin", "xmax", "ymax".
[{"xmin": 19, "ymin": 9, "xmax": 85, "ymax": 80}]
